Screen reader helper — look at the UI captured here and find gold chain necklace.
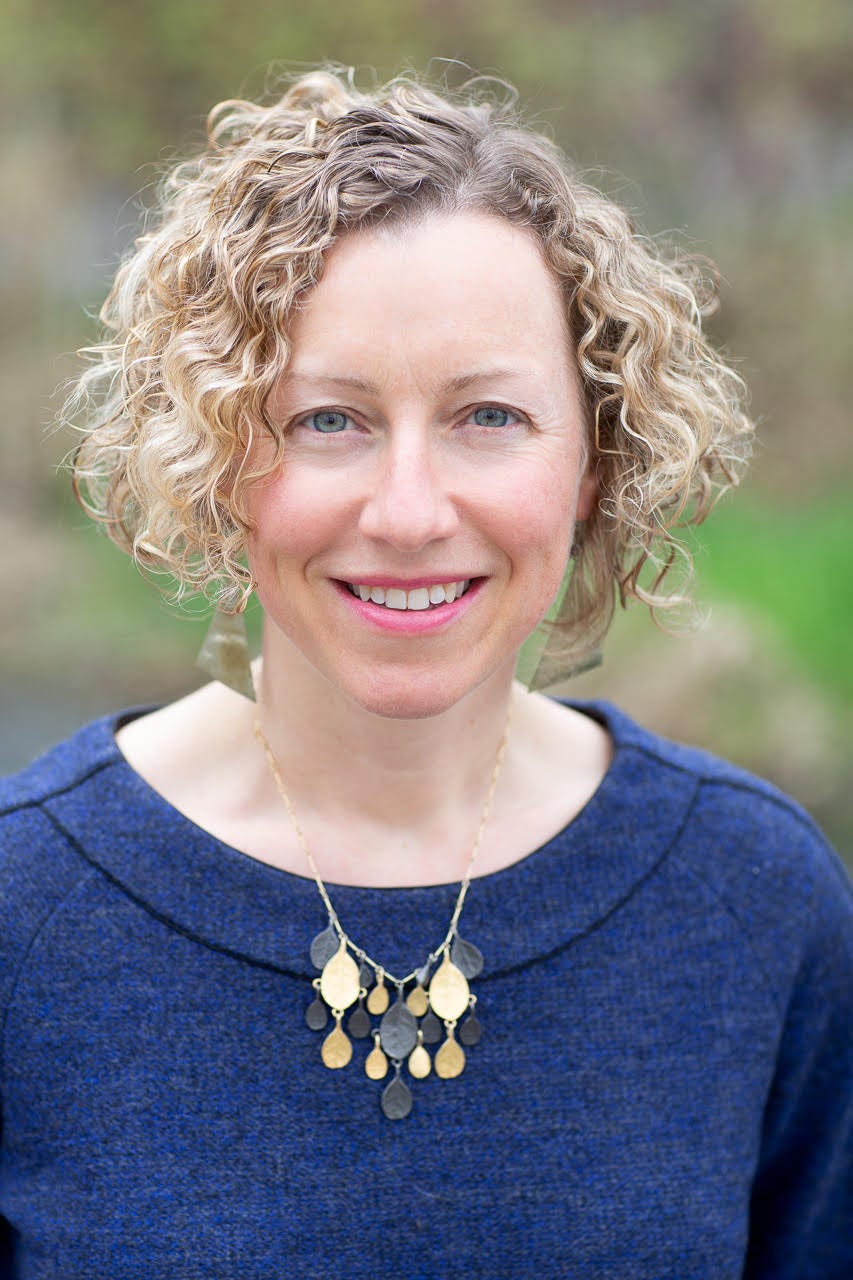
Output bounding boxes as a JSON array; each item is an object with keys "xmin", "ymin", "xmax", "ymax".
[{"xmin": 253, "ymin": 703, "xmax": 511, "ymax": 1119}]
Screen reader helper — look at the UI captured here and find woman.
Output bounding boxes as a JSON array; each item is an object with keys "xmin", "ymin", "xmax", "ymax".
[{"xmin": 1, "ymin": 69, "xmax": 850, "ymax": 1278}]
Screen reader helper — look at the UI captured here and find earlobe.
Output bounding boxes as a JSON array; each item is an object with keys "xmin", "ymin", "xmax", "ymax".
[{"xmin": 575, "ymin": 467, "xmax": 598, "ymax": 522}]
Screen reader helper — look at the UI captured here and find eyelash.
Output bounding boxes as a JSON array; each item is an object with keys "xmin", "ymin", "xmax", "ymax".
[{"xmin": 293, "ymin": 404, "xmax": 526, "ymax": 435}]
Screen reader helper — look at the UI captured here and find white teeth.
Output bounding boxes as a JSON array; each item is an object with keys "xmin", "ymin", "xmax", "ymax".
[{"xmin": 347, "ymin": 579, "xmax": 471, "ymax": 609}]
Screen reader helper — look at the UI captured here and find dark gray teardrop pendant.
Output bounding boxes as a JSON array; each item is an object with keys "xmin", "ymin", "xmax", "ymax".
[
  {"xmin": 310, "ymin": 923, "xmax": 339, "ymax": 971},
  {"xmin": 348, "ymin": 1003, "xmax": 371, "ymax": 1039},
  {"xmin": 379, "ymin": 996, "xmax": 418, "ymax": 1059},
  {"xmin": 305, "ymin": 997, "xmax": 328, "ymax": 1031},
  {"xmin": 381, "ymin": 1073, "xmax": 413, "ymax": 1120},
  {"xmin": 459, "ymin": 1013, "xmax": 482, "ymax": 1046},
  {"xmin": 420, "ymin": 1008, "xmax": 443, "ymax": 1044},
  {"xmin": 451, "ymin": 932, "xmax": 484, "ymax": 979},
  {"xmin": 358, "ymin": 960, "xmax": 374, "ymax": 989}
]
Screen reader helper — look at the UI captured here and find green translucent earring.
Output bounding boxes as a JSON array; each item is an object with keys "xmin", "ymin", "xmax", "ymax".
[{"xmin": 196, "ymin": 604, "xmax": 256, "ymax": 701}]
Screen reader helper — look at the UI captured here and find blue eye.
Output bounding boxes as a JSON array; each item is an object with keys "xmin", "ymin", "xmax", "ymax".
[
  {"xmin": 471, "ymin": 406, "xmax": 512, "ymax": 428},
  {"xmin": 308, "ymin": 410, "xmax": 350, "ymax": 433}
]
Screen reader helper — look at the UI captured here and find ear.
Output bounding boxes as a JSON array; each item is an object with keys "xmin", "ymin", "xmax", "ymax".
[{"xmin": 575, "ymin": 463, "xmax": 598, "ymax": 522}]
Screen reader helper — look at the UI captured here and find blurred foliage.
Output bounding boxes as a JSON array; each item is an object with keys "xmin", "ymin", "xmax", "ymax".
[
  {"xmin": 1, "ymin": 0, "xmax": 851, "ymax": 851},
  {"xmin": 684, "ymin": 493, "xmax": 853, "ymax": 703}
]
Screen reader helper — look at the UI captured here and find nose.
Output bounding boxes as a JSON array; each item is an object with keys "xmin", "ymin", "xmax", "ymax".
[{"xmin": 358, "ymin": 429, "xmax": 459, "ymax": 552}]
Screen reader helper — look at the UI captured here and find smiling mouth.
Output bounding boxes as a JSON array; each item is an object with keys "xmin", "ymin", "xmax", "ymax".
[{"xmin": 344, "ymin": 579, "xmax": 473, "ymax": 611}]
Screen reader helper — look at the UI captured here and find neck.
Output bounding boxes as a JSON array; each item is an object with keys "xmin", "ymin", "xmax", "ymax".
[{"xmin": 251, "ymin": 626, "xmax": 516, "ymax": 886}]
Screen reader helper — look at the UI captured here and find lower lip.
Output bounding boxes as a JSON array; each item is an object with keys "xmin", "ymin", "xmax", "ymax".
[{"xmin": 333, "ymin": 580, "xmax": 484, "ymax": 634}]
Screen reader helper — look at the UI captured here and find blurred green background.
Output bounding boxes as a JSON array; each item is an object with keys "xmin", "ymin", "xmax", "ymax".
[{"xmin": 2, "ymin": 0, "xmax": 851, "ymax": 855}]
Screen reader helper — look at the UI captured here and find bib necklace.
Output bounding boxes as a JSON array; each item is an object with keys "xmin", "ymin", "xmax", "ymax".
[{"xmin": 253, "ymin": 703, "xmax": 512, "ymax": 1119}]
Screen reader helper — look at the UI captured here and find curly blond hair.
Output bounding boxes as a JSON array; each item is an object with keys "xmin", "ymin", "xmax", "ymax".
[{"xmin": 66, "ymin": 66, "xmax": 753, "ymax": 663}]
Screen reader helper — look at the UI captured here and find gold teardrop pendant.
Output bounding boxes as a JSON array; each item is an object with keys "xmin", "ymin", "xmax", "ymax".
[
  {"xmin": 366, "ymin": 969, "xmax": 390, "ymax": 1015},
  {"xmin": 428, "ymin": 953, "xmax": 470, "ymax": 1022},
  {"xmin": 408, "ymin": 1030, "xmax": 432, "ymax": 1080},
  {"xmin": 319, "ymin": 941, "xmax": 361, "ymax": 1012},
  {"xmin": 406, "ymin": 982, "xmax": 429, "ymax": 1017},
  {"xmin": 365, "ymin": 1031, "xmax": 389, "ymax": 1080},
  {"xmin": 321, "ymin": 1016, "xmax": 352, "ymax": 1070},
  {"xmin": 435, "ymin": 1025, "xmax": 465, "ymax": 1080}
]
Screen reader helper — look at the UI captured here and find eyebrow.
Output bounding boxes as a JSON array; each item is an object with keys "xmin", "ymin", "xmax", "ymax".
[{"xmin": 283, "ymin": 368, "xmax": 532, "ymax": 395}]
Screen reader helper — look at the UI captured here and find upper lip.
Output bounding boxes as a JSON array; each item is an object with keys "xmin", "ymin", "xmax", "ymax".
[{"xmin": 336, "ymin": 575, "xmax": 478, "ymax": 589}]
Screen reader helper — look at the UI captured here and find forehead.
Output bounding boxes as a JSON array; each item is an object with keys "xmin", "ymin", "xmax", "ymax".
[{"xmin": 284, "ymin": 211, "xmax": 574, "ymax": 388}]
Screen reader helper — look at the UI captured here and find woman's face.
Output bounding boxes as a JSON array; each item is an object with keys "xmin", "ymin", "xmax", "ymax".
[{"xmin": 246, "ymin": 210, "xmax": 596, "ymax": 718}]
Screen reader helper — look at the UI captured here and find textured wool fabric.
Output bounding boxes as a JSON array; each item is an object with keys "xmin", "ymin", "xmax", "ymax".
[{"xmin": 0, "ymin": 699, "xmax": 851, "ymax": 1279}]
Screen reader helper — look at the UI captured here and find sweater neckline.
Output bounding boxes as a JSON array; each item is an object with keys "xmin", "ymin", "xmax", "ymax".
[{"xmin": 42, "ymin": 700, "xmax": 697, "ymax": 980}]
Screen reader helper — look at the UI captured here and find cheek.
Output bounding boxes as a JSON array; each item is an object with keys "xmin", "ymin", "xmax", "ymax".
[
  {"xmin": 484, "ymin": 464, "xmax": 576, "ymax": 601},
  {"xmin": 244, "ymin": 472, "xmax": 318, "ymax": 585},
  {"xmin": 523, "ymin": 508, "xmax": 574, "ymax": 608},
  {"xmin": 244, "ymin": 464, "xmax": 351, "ymax": 568}
]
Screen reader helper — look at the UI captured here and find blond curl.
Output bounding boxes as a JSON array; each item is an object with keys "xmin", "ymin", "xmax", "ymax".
[{"xmin": 65, "ymin": 65, "xmax": 753, "ymax": 658}]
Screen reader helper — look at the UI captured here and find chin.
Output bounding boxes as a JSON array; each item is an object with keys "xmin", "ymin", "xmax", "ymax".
[{"xmin": 339, "ymin": 661, "xmax": 502, "ymax": 722}]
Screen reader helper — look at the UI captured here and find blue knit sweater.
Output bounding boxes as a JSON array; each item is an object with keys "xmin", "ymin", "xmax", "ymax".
[{"xmin": 0, "ymin": 700, "xmax": 850, "ymax": 1278}]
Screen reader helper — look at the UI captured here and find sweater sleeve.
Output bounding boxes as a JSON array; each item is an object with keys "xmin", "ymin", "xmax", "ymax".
[
  {"xmin": 744, "ymin": 835, "xmax": 853, "ymax": 1279},
  {"xmin": 0, "ymin": 794, "xmax": 95, "ymax": 1277}
]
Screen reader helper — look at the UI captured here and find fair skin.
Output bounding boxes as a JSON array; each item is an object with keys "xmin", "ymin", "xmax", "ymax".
[{"xmin": 116, "ymin": 211, "xmax": 612, "ymax": 887}]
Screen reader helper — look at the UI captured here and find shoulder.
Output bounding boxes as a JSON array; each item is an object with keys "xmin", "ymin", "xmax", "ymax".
[
  {"xmin": 581, "ymin": 698, "xmax": 852, "ymax": 1006},
  {"xmin": 0, "ymin": 714, "xmax": 132, "ymax": 1013},
  {"xmin": 584, "ymin": 696, "xmax": 839, "ymax": 854},
  {"xmin": 0, "ymin": 714, "xmax": 125, "ymax": 814}
]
